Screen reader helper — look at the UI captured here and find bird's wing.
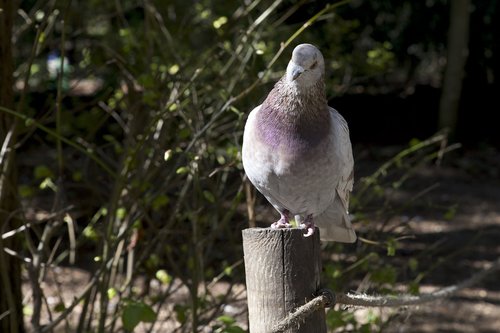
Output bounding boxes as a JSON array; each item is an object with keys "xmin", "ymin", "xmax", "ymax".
[
  {"xmin": 329, "ymin": 107, "xmax": 354, "ymax": 212},
  {"xmin": 314, "ymin": 108, "xmax": 356, "ymax": 243}
]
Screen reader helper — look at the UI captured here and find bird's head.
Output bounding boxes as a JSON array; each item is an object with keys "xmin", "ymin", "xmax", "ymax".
[{"xmin": 286, "ymin": 44, "xmax": 325, "ymax": 88}]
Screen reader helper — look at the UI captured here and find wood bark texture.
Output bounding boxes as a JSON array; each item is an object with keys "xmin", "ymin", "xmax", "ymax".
[
  {"xmin": 438, "ymin": 0, "xmax": 471, "ymax": 139},
  {"xmin": 242, "ymin": 228, "xmax": 326, "ymax": 333}
]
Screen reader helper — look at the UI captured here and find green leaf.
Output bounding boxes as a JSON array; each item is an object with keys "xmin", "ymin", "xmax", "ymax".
[
  {"xmin": 83, "ymin": 226, "xmax": 98, "ymax": 240},
  {"xmin": 23, "ymin": 305, "xmax": 33, "ymax": 316},
  {"xmin": 25, "ymin": 117, "xmax": 35, "ymax": 126},
  {"xmin": 168, "ymin": 64, "xmax": 180, "ymax": 75},
  {"xmin": 39, "ymin": 177, "xmax": 56, "ymax": 191},
  {"xmin": 203, "ymin": 190, "xmax": 215, "ymax": 203},
  {"xmin": 409, "ymin": 138, "xmax": 421, "ymax": 147},
  {"xmin": 155, "ymin": 269, "xmax": 172, "ymax": 284},
  {"xmin": 174, "ymin": 304, "xmax": 188, "ymax": 324},
  {"xmin": 152, "ymin": 195, "xmax": 170, "ymax": 210},
  {"xmin": 176, "ymin": 166, "xmax": 189, "ymax": 174},
  {"xmin": 213, "ymin": 16, "xmax": 228, "ymax": 29},
  {"xmin": 38, "ymin": 31, "xmax": 46, "ymax": 45},
  {"xmin": 253, "ymin": 41, "xmax": 267, "ymax": 55},
  {"xmin": 326, "ymin": 310, "xmax": 355, "ymax": 329},
  {"xmin": 178, "ymin": 127, "xmax": 191, "ymax": 139},
  {"xmin": 408, "ymin": 258, "xmax": 418, "ymax": 272},
  {"xmin": 72, "ymin": 171, "xmax": 83, "ymax": 182},
  {"xmin": 216, "ymin": 154, "xmax": 226, "ymax": 165},
  {"xmin": 122, "ymin": 300, "xmax": 157, "ymax": 332},
  {"xmin": 444, "ymin": 204, "xmax": 458, "ymax": 221},
  {"xmin": 371, "ymin": 266, "xmax": 397, "ymax": 285},
  {"xmin": 164, "ymin": 149, "xmax": 173, "ymax": 161},
  {"xmin": 146, "ymin": 254, "xmax": 160, "ymax": 270},
  {"xmin": 54, "ymin": 302, "xmax": 65, "ymax": 312},
  {"xmin": 222, "ymin": 326, "xmax": 246, "ymax": 333},
  {"xmin": 107, "ymin": 287, "xmax": 117, "ymax": 300},
  {"xmin": 119, "ymin": 28, "xmax": 130, "ymax": 37},
  {"xmin": 386, "ymin": 238, "xmax": 397, "ymax": 256},
  {"xmin": 223, "ymin": 265, "xmax": 232, "ymax": 276},
  {"xmin": 360, "ymin": 323, "xmax": 372, "ymax": 333},
  {"xmin": 217, "ymin": 315, "xmax": 236, "ymax": 325},
  {"xmin": 214, "ymin": 315, "xmax": 246, "ymax": 333},
  {"xmin": 19, "ymin": 185, "xmax": 34, "ymax": 198},
  {"xmin": 34, "ymin": 165, "xmax": 53, "ymax": 179},
  {"xmin": 116, "ymin": 207, "xmax": 127, "ymax": 220},
  {"xmin": 366, "ymin": 310, "xmax": 377, "ymax": 324},
  {"xmin": 408, "ymin": 281, "xmax": 420, "ymax": 295}
]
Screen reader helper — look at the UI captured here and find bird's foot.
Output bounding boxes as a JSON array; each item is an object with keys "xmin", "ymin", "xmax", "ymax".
[
  {"xmin": 271, "ymin": 211, "xmax": 292, "ymax": 229},
  {"xmin": 300, "ymin": 214, "xmax": 315, "ymax": 237}
]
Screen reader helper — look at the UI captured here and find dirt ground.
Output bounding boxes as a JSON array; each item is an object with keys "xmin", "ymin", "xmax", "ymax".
[
  {"xmin": 364, "ymin": 146, "xmax": 500, "ymax": 332},
  {"xmin": 20, "ymin": 146, "xmax": 500, "ymax": 332}
]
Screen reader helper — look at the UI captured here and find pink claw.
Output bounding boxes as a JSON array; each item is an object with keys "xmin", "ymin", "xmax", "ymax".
[
  {"xmin": 271, "ymin": 210, "xmax": 292, "ymax": 229},
  {"xmin": 302, "ymin": 226, "xmax": 315, "ymax": 237},
  {"xmin": 301, "ymin": 214, "xmax": 315, "ymax": 237}
]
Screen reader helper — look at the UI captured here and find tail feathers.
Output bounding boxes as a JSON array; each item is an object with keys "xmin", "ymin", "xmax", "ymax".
[{"xmin": 315, "ymin": 198, "xmax": 356, "ymax": 243}]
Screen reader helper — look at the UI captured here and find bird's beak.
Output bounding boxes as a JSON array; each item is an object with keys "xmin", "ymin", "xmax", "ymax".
[{"xmin": 290, "ymin": 64, "xmax": 304, "ymax": 81}]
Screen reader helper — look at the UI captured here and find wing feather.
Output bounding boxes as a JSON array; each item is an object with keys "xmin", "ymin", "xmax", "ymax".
[{"xmin": 330, "ymin": 107, "xmax": 354, "ymax": 212}]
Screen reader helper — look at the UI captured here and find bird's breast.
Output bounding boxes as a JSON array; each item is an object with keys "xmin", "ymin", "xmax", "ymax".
[
  {"xmin": 242, "ymin": 110, "xmax": 339, "ymax": 216},
  {"xmin": 256, "ymin": 115, "xmax": 330, "ymax": 159}
]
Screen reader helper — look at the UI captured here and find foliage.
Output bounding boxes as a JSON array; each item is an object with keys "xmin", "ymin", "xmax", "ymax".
[
  {"xmin": 7, "ymin": 0, "xmax": 344, "ymax": 331},
  {"xmin": 122, "ymin": 300, "xmax": 157, "ymax": 332}
]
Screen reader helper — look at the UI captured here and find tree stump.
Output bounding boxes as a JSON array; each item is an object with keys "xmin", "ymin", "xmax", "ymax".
[{"xmin": 242, "ymin": 227, "xmax": 326, "ymax": 333}]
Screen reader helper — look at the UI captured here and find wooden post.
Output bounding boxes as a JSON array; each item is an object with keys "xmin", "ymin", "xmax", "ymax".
[{"xmin": 242, "ymin": 228, "xmax": 326, "ymax": 333}]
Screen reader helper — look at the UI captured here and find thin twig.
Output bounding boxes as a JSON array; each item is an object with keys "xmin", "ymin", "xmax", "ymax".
[{"xmin": 56, "ymin": 13, "xmax": 68, "ymax": 175}]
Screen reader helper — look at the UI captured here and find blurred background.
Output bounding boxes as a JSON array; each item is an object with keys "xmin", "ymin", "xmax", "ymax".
[{"xmin": 0, "ymin": 0, "xmax": 499, "ymax": 332}]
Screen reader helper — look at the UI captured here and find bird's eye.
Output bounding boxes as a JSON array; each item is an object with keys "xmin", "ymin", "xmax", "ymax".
[{"xmin": 310, "ymin": 61, "xmax": 318, "ymax": 69}]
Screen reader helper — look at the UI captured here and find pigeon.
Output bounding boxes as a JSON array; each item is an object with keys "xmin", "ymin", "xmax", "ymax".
[{"xmin": 242, "ymin": 43, "xmax": 356, "ymax": 242}]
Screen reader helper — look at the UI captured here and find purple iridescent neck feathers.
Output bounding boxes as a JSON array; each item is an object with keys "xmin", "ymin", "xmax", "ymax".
[{"xmin": 257, "ymin": 77, "xmax": 330, "ymax": 154}]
